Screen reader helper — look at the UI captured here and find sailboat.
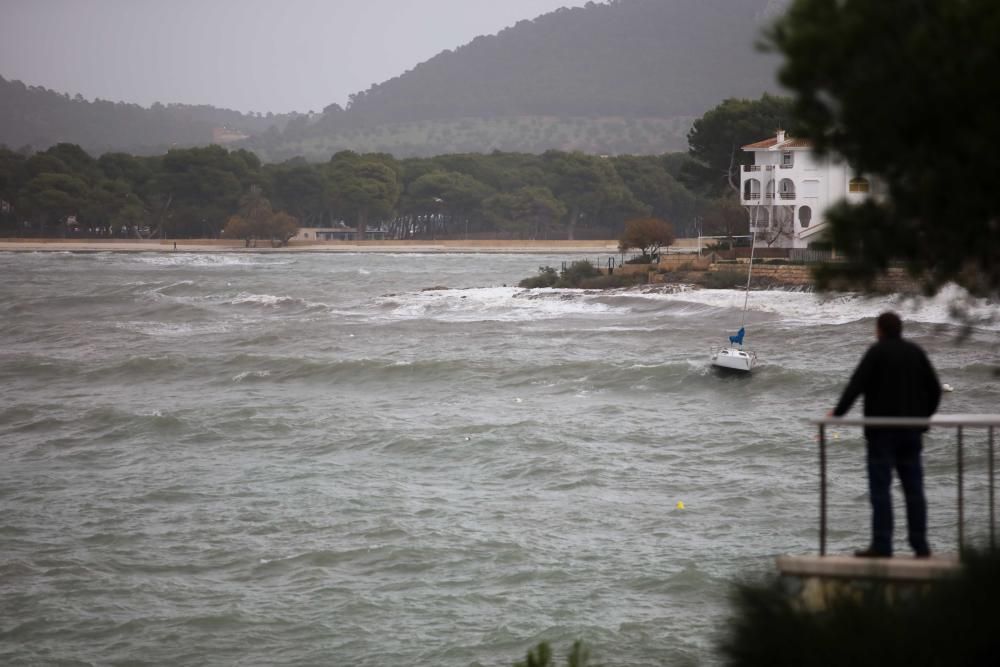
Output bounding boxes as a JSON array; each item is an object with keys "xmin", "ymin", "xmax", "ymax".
[{"xmin": 710, "ymin": 208, "xmax": 760, "ymax": 374}]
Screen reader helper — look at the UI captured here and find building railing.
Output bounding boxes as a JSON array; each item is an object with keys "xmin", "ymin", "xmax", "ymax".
[
  {"xmin": 743, "ymin": 193, "xmax": 761, "ymax": 200},
  {"xmin": 744, "ymin": 165, "xmax": 762, "ymax": 172},
  {"xmin": 779, "ymin": 192, "xmax": 796, "ymax": 200},
  {"xmin": 780, "ymin": 164, "xmax": 794, "ymax": 169},
  {"xmin": 811, "ymin": 414, "xmax": 999, "ymax": 557}
]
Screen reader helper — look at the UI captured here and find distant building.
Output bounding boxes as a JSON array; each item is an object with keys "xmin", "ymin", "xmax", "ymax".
[
  {"xmin": 293, "ymin": 226, "xmax": 388, "ymax": 241},
  {"xmin": 740, "ymin": 130, "xmax": 878, "ymax": 249},
  {"xmin": 212, "ymin": 127, "xmax": 250, "ymax": 145}
]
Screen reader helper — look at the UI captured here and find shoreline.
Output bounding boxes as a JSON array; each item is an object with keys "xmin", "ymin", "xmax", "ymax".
[{"xmin": 0, "ymin": 239, "xmax": 624, "ymax": 254}]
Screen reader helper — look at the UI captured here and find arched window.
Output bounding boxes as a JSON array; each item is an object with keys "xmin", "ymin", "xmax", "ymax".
[
  {"xmin": 779, "ymin": 178, "xmax": 796, "ymax": 200},
  {"xmin": 849, "ymin": 178, "xmax": 871, "ymax": 193},
  {"xmin": 743, "ymin": 178, "xmax": 761, "ymax": 200},
  {"xmin": 799, "ymin": 206, "xmax": 812, "ymax": 228}
]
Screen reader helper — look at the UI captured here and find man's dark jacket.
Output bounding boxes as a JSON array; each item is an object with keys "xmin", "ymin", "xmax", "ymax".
[{"xmin": 834, "ymin": 337, "xmax": 942, "ymax": 432}]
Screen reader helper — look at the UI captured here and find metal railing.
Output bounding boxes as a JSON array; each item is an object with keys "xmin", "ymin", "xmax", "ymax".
[
  {"xmin": 811, "ymin": 414, "xmax": 999, "ymax": 557},
  {"xmin": 779, "ymin": 192, "xmax": 796, "ymax": 200}
]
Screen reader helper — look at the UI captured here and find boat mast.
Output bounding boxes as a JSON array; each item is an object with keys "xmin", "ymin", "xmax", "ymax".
[{"xmin": 741, "ymin": 205, "xmax": 759, "ymax": 329}]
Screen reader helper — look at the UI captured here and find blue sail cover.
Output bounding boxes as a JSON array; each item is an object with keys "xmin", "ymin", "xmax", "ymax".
[{"xmin": 729, "ymin": 327, "xmax": 745, "ymax": 346}]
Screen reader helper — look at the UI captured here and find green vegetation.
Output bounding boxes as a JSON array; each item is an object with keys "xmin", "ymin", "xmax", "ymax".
[
  {"xmin": 768, "ymin": 0, "xmax": 1000, "ymax": 297},
  {"xmin": 0, "ymin": 90, "xmax": 793, "ymax": 242},
  {"xmin": 720, "ymin": 551, "xmax": 1000, "ymax": 666},
  {"xmin": 518, "ymin": 266, "xmax": 559, "ymax": 289},
  {"xmin": 0, "ymin": 142, "xmax": 721, "ymax": 240},
  {"xmin": 514, "ymin": 640, "xmax": 597, "ymax": 667},
  {"xmin": 519, "ymin": 261, "xmax": 615, "ymax": 289},
  {"xmin": 0, "ymin": 75, "xmax": 301, "ymax": 155},
  {"xmin": 251, "ymin": 116, "xmax": 695, "ymax": 162}
]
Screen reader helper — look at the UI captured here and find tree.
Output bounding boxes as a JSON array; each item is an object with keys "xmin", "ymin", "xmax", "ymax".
[
  {"xmin": 21, "ymin": 172, "xmax": 89, "ymax": 234},
  {"xmin": 326, "ymin": 152, "xmax": 401, "ymax": 238},
  {"xmin": 543, "ymin": 151, "xmax": 646, "ymax": 240},
  {"xmin": 686, "ymin": 95, "xmax": 795, "ymax": 197},
  {"xmin": 618, "ymin": 217, "xmax": 675, "ymax": 261},
  {"xmin": 269, "ymin": 211, "xmax": 300, "ymax": 247},
  {"xmin": 611, "ymin": 155, "xmax": 698, "ymax": 232},
  {"xmin": 702, "ymin": 199, "xmax": 748, "ymax": 247},
  {"xmin": 768, "ymin": 0, "xmax": 1000, "ymax": 296},
  {"xmin": 404, "ymin": 170, "xmax": 494, "ymax": 238},
  {"xmin": 268, "ymin": 163, "xmax": 326, "ymax": 226},
  {"xmin": 484, "ymin": 186, "xmax": 566, "ymax": 239}
]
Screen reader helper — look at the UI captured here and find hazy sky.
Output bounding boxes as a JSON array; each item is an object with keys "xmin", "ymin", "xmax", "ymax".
[{"xmin": 0, "ymin": 0, "xmax": 592, "ymax": 114}]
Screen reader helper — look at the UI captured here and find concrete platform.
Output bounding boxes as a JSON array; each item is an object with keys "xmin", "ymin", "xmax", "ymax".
[{"xmin": 777, "ymin": 554, "xmax": 961, "ymax": 582}]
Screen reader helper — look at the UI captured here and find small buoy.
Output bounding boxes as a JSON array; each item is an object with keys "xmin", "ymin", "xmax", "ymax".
[
  {"xmin": 676, "ymin": 501, "xmax": 685, "ymax": 510},
  {"xmin": 514, "ymin": 397, "xmax": 523, "ymax": 403},
  {"xmin": 942, "ymin": 383, "xmax": 954, "ymax": 393}
]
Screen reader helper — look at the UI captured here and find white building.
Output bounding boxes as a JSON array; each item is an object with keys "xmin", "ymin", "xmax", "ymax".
[{"xmin": 739, "ymin": 130, "xmax": 875, "ymax": 249}]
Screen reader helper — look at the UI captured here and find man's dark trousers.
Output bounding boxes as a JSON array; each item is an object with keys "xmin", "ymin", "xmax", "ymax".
[{"xmin": 866, "ymin": 428, "xmax": 929, "ymax": 556}]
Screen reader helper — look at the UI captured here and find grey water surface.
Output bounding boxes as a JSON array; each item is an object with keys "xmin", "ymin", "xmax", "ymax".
[{"xmin": 1, "ymin": 251, "xmax": 997, "ymax": 666}]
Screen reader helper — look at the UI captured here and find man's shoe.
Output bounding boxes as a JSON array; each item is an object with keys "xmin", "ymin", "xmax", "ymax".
[
  {"xmin": 854, "ymin": 547, "xmax": 891, "ymax": 558},
  {"xmin": 914, "ymin": 549, "xmax": 931, "ymax": 559}
]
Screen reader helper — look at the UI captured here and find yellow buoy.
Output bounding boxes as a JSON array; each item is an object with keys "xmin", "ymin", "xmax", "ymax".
[{"xmin": 676, "ymin": 501, "xmax": 685, "ymax": 510}]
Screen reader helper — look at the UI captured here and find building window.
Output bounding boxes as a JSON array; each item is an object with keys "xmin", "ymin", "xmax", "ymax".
[
  {"xmin": 799, "ymin": 206, "xmax": 812, "ymax": 228},
  {"xmin": 779, "ymin": 178, "xmax": 796, "ymax": 200},
  {"xmin": 849, "ymin": 177, "xmax": 871, "ymax": 193},
  {"xmin": 781, "ymin": 152, "xmax": 794, "ymax": 168},
  {"xmin": 743, "ymin": 178, "xmax": 761, "ymax": 200}
]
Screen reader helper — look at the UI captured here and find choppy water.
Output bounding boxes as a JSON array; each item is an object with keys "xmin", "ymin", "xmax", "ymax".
[{"xmin": 2, "ymin": 251, "xmax": 998, "ymax": 666}]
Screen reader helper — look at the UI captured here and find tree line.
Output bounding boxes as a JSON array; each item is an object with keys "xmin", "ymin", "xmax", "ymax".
[{"xmin": 0, "ymin": 95, "xmax": 797, "ymax": 242}]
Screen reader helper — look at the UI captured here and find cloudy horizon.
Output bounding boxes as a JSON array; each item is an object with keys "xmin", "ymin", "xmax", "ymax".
[{"xmin": 0, "ymin": 0, "xmax": 593, "ymax": 114}]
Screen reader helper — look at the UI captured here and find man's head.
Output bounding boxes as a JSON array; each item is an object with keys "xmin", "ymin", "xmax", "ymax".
[{"xmin": 876, "ymin": 311, "xmax": 903, "ymax": 340}]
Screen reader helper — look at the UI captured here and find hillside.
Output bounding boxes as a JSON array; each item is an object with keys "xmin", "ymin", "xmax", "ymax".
[
  {"xmin": 0, "ymin": 75, "xmax": 301, "ymax": 155},
  {"xmin": 1, "ymin": 0, "xmax": 788, "ymax": 160},
  {"xmin": 250, "ymin": 0, "xmax": 787, "ymax": 159}
]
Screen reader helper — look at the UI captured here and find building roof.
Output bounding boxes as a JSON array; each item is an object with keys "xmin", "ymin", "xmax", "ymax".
[{"xmin": 742, "ymin": 135, "xmax": 813, "ymax": 151}]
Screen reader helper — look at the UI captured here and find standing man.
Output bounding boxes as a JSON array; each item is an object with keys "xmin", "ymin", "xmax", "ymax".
[{"xmin": 832, "ymin": 311, "xmax": 941, "ymax": 558}]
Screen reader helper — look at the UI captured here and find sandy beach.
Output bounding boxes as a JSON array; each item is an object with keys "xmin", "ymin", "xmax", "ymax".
[{"xmin": 0, "ymin": 238, "xmax": 630, "ymax": 254}]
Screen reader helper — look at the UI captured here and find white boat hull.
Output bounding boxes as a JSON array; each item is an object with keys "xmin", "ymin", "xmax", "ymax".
[{"xmin": 711, "ymin": 346, "xmax": 757, "ymax": 373}]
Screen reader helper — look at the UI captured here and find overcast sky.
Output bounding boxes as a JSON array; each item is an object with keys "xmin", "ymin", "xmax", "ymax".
[{"xmin": 0, "ymin": 0, "xmax": 593, "ymax": 114}]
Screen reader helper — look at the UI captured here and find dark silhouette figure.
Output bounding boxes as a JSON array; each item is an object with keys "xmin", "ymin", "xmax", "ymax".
[{"xmin": 832, "ymin": 312, "xmax": 941, "ymax": 558}]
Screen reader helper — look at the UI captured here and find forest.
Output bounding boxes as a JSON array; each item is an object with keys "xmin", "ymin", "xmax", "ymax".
[
  {"xmin": 0, "ymin": 75, "xmax": 301, "ymax": 156},
  {"xmin": 1, "ymin": 0, "xmax": 783, "ymax": 161},
  {"xmin": 0, "ymin": 95, "xmax": 793, "ymax": 242}
]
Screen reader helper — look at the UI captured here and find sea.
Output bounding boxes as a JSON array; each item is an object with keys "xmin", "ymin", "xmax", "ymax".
[{"xmin": 1, "ymin": 251, "xmax": 998, "ymax": 667}]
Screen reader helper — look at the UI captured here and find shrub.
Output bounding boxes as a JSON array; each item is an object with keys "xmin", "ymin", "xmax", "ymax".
[
  {"xmin": 624, "ymin": 254, "xmax": 656, "ymax": 264},
  {"xmin": 514, "ymin": 640, "xmax": 596, "ymax": 667},
  {"xmin": 518, "ymin": 265, "xmax": 558, "ymax": 288},
  {"xmin": 719, "ymin": 551, "xmax": 1000, "ymax": 667},
  {"xmin": 555, "ymin": 260, "xmax": 601, "ymax": 287}
]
